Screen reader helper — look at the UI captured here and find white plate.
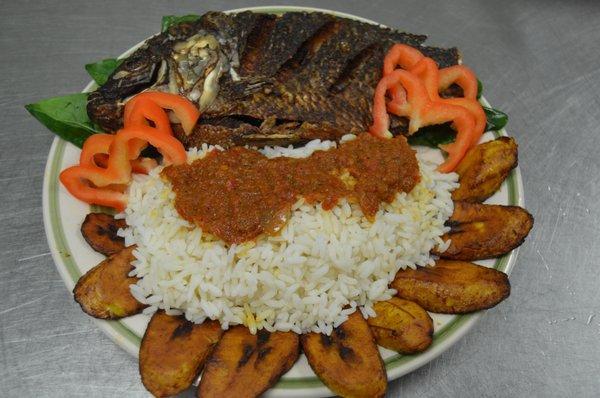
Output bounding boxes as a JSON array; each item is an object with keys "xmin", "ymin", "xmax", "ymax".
[{"xmin": 42, "ymin": 6, "xmax": 524, "ymax": 397}]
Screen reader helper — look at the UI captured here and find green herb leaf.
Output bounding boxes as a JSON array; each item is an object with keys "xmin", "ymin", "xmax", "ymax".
[
  {"xmin": 477, "ymin": 79, "xmax": 483, "ymax": 99},
  {"xmin": 161, "ymin": 14, "xmax": 201, "ymax": 32},
  {"xmin": 408, "ymin": 123, "xmax": 456, "ymax": 148},
  {"xmin": 85, "ymin": 58, "xmax": 123, "ymax": 86},
  {"xmin": 25, "ymin": 93, "xmax": 103, "ymax": 148},
  {"xmin": 483, "ymin": 106, "xmax": 508, "ymax": 131}
]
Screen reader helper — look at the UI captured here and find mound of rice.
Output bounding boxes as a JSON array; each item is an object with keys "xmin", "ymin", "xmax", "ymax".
[{"xmin": 120, "ymin": 135, "xmax": 458, "ymax": 335}]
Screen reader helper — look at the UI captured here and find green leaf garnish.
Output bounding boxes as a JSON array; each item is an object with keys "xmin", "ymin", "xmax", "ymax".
[
  {"xmin": 408, "ymin": 123, "xmax": 456, "ymax": 148},
  {"xmin": 477, "ymin": 79, "xmax": 483, "ymax": 99},
  {"xmin": 161, "ymin": 14, "xmax": 201, "ymax": 32},
  {"xmin": 85, "ymin": 58, "xmax": 123, "ymax": 86},
  {"xmin": 25, "ymin": 93, "xmax": 103, "ymax": 148},
  {"xmin": 483, "ymin": 106, "xmax": 508, "ymax": 131}
]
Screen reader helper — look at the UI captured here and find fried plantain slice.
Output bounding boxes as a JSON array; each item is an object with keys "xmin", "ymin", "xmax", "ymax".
[
  {"xmin": 198, "ymin": 326, "xmax": 300, "ymax": 398},
  {"xmin": 391, "ymin": 260, "xmax": 510, "ymax": 314},
  {"xmin": 434, "ymin": 201, "xmax": 534, "ymax": 261},
  {"xmin": 73, "ymin": 246, "xmax": 145, "ymax": 319},
  {"xmin": 367, "ymin": 297, "xmax": 433, "ymax": 354},
  {"xmin": 301, "ymin": 312, "xmax": 387, "ymax": 398},
  {"xmin": 140, "ymin": 311, "xmax": 223, "ymax": 398},
  {"xmin": 81, "ymin": 212, "xmax": 127, "ymax": 256},
  {"xmin": 452, "ymin": 137, "xmax": 518, "ymax": 203}
]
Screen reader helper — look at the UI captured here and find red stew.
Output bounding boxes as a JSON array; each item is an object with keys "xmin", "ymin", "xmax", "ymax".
[{"xmin": 162, "ymin": 134, "xmax": 420, "ymax": 244}]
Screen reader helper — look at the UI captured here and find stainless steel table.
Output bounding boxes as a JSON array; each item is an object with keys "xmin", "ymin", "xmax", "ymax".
[{"xmin": 1, "ymin": 0, "xmax": 599, "ymax": 396}]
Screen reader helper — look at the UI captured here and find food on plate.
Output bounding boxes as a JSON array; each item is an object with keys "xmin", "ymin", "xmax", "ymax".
[
  {"xmin": 391, "ymin": 260, "xmax": 510, "ymax": 314},
  {"xmin": 452, "ymin": 137, "xmax": 518, "ymax": 203},
  {"xmin": 367, "ymin": 297, "xmax": 433, "ymax": 354},
  {"xmin": 162, "ymin": 133, "xmax": 419, "ymax": 244},
  {"xmin": 80, "ymin": 212, "xmax": 127, "ymax": 256},
  {"xmin": 60, "ymin": 93, "xmax": 196, "ymax": 210},
  {"xmin": 73, "ymin": 246, "xmax": 145, "ymax": 319},
  {"xmin": 435, "ymin": 202, "xmax": 534, "ymax": 261},
  {"xmin": 87, "ymin": 11, "xmax": 459, "ymax": 148},
  {"xmin": 198, "ymin": 326, "xmax": 300, "ymax": 397},
  {"xmin": 370, "ymin": 43, "xmax": 485, "ymax": 172},
  {"xmin": 28, "ymin": 8, "xmax": 536, "ymax": 398},
  {"xmin": 301, "ymin": 311, "xmax": 387, "ymax": 398},
  {"xmin": 140, "ymin": 311, "xmax": 223, "ymax": 397},
  {"xmin": 121, "ymin": 136, "xmax": 456, "ymax": 333}
]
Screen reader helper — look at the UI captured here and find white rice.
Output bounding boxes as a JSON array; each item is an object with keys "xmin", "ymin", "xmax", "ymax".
[{"xmin": 119, "ymin": 135, "xmax": 458, "ymax": 335}]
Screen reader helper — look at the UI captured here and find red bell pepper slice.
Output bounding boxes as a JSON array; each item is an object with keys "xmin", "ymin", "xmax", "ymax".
[
  {"xmin": 59, "ymin": 166, "xmax": 127, "ymax": 211},
  {"xmin": 79, "ymin": 133, "xmax": 157, "ymax": 175},
  {"xmin": 438, "ymin": 65, "xmax": 478, "ymax": 100},
  {"xmin": 124, "ymin": 92, "xmax": 200, "ymax": 135}
]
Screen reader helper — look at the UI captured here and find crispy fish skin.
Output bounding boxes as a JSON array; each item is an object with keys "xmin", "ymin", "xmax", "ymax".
[
  {"xmin": 391, "ymin": 260, "xmax": 510, "ymax": 314},
  {"xmin": 435, "ymin": 202, "xmax": 534, "ymax": 261},
  {"xmin": 73, "ymin": 246, "xmax": 145, "ymax": 319},
  {"xmin": 452, "ymin": 137, "xmax": 518, "ymax": 203},
  {"xmin": 140, "ymin": 311, "xmax": 223, "ymax": 398},
  {"xmin": 367, "ymin": 297, "xmax": 433, "ymax": 354},
  {"xmin": 198, "ymin": 326, "xmax": 299, "ymax": 398},
  {"xmin": 80, "ymin": 212, "xmax": 127, "ymax": 256},
  {"xmin": 301, "ymin": 312, "xmax": 387, "ymax": 398}
]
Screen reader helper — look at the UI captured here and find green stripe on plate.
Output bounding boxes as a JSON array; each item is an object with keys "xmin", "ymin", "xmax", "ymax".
[{"xmin": 48, "ymin": 138, "xmax": 142, "ymax": 346}]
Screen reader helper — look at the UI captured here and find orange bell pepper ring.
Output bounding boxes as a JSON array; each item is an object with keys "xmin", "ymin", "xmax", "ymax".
[
  {"xmin": 59, "ymin": 166, "xmax": 128, "ymax": 211},
  {"xmin": 438, "ymin": 65, "xmax": 478, "ymax": 100},
  {"xmin": 383, "ymin": 43, "xmax": 425, "ymax": 105},
  {"xmin": 124, "ymin": 91, "xmax": 200, "ymax": 135},
  {"xmin": 79, "ymin": 133, "xmax": 157, "ymax": 175}
]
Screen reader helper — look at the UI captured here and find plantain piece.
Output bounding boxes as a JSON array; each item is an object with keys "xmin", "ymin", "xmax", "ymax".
[
  {"xmin": 198, "ymin": 326, "xmax": 300, "ymax": 398},
  {"xmin": 81, "ymin": 212, "xmax": 127, "ymax": 256},
  {"xmin": 452, "ymin": 137, "xmax": 518, "ymax": 203},
  {"xmin": 367, "ymin": 297, "xmax": 433, "ymax": 354},
  {"xmin": 301, "ymin": 312, "xmax": 387, "ymax": 398},
  {"xmin": 391, "ymin": 260, "xmax": 510, "ymax": 314},
  {"xmin": 434, "ymin": 201, "xmax": 533, "ymax": 261},
  {"xmin": 73, "ymin": 246, "xmax": 145, "ymax": 319},
  {"xmin": 140, "ymin": 311, "xmax": 223, "ymax": 398}
]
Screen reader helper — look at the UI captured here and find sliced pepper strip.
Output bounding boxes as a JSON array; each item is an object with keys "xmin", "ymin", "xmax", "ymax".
[
  {"xmin": 370, "ymin": 69, "xmax": 430, "ymax": 138},
  {"xmin": 383, "ymin": 44, "xmax": 424, "ymax": 104},
  {"xmin": 124, "ymin": 91, "xmax": 200, "ymax": 135},
  {"xmin": 60, "ymin": 92, "xmax": 193, "ymax": 211},
  {"xmin": 59, "ymin": 166, "xmax": 127, "ymax": 211},
  {"xmin": 79, "ymin": 133, "xmax": 157, "ymax": 175},
  {"xmin": 92, "ymin": 154, "xmax": 157, "ymax": 175},
  {"xmin": 371, "ymin": 65, "xmax": 476, "ymax": 172},
  {"xmin": 406, "ymin": 58, "xmax": 485, "ymax": 145},
  {"xmin": 110, "ymin": 125, "xmax": 187, "ymax": 167},
  {"xmin": 123, "ymin": 96, "xmax": 173, "ymax": 157},
  {"xmin": 438, "ymin": 65, "xmax": 478, "ymax": 99},
  {"xmin": 374, "ymin": 43, "xmax": 487, "ymax": 170}
]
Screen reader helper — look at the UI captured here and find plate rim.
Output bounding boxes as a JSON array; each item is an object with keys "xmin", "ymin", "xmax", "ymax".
[{"xmin": 42, "ymin": 5, "xmax": 524, "ymax": 397}]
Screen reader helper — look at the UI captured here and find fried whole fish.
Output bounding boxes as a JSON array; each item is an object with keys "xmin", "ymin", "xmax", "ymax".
[{"xmin": 88, "ymin": 11, "xmax": 460, "ymax": 148}]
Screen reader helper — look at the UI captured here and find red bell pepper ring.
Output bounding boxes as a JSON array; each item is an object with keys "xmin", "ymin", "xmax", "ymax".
[
  {"xmin": 371, "ymin": 66, "xmax": 477, "ymax": 173},
  {"xmin": 442, "ymin": 97, "xmax": 486, "ymax": 146},
  {"xmin": 438, "ymin": 65, "xmax": 478, "ymax": 100},
  {"xmin": 405, "ymin": 58, "xmax": 486, "ymax": 146},
  {"xmin": 110, "ymin": 125, "xmax": 187, "ymax": 168},
  {"xmin": 370, "ymin": 69, "xmax": 431, "ymax": 138},
  {"xmin": 79, "ymin": 133, "xmax": 157, "ymax": 175},
  {"xmin": 383, "ymin": 44, "xmax": 425, "ymax": 105},
  {"xmin": 123, "ymin": 96, "xmax": 174, "ymax": 158},
  {"xmin": 59, "ymin": 166, "xmax": 128, "ymax": 211},
  {"xmin": 124, "ymin": 91, "xmax": 200, "ymax": 135}
]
